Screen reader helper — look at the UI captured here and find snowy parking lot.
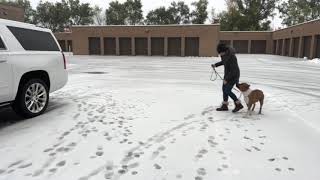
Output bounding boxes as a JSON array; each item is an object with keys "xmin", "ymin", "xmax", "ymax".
[{"xmin": 0, "ymin": 54, "xmax": 320, "ymax": 180}]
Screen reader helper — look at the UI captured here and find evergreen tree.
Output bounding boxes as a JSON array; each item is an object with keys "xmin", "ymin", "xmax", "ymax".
[
  {"xmin": 219, "ymin": 0, "xmax": 277, "ymax": 31},
  {"xmin": 68, "ymin": 0, "xmax": 94, "ymax": 25},
  {"xmin": 191, "ymin": 0, "xmax": 209, "ymax": 24},
  {"xmin": 125, "ymin": 0, "xmax": 143, "ymax": 25},
  {"xmin": 278, "ymin": 0, "xmax": 320, "ymax": 26},
  {"xmin": 168, "ymin": 1, "xmax": 191, "ymax": 24},
  {"xmin": 106, "ymin": 1, "xmax": 127, "ymax": 25},
  {"xmin": 145, "ymin": 7, "xmax": 173, "ymax": 25}
]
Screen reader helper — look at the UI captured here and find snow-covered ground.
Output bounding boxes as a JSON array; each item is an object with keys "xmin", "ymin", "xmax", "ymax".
[{"xmin": 0, "ymin": 55, "xmax": 320, "ymax": 180}]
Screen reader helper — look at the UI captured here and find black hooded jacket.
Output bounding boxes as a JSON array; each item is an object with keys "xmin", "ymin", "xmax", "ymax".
[{"xmin": 214, "ymin": 47, "xmax": 240, "ymax": 85}]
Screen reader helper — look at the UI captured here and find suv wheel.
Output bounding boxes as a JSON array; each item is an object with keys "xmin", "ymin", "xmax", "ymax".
[{"xmin": 13, "ymin": 79, "xmax": 49, "ymax": 118}]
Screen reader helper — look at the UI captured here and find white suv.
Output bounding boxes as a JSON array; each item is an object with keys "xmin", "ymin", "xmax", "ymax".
[{"xmin": 0, "ymin": 19, "xmax": 68, "ymax": 118}]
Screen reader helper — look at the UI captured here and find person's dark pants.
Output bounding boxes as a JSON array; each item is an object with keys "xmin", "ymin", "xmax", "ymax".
[{"xmin": 222, "ymin": 81, "xmax": 238, "ymax": 102}]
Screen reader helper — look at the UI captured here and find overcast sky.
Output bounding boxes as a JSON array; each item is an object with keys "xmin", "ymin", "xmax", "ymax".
[{"xmin": 28, "ymin": 0, "xmax": 283, "ymax": 29}]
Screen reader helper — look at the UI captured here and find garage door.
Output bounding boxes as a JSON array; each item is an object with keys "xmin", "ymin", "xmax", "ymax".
[
  {"xmin": 88, "ymin": 37, "xmax": 101, "ymax": 55},
  {"xmin": 58, "ymin": 40, "xmax": 66, "ymax": 51},
  {"xmin": 292, "ymin": 37, "xmax": 300, "ymax": 57},
  {"xmin": 135, "ymin": 38, "xmax": 148, "ymax": 55},
  {"xmin": 316, "ymin": 35, "xmax": 320, "ymax": 58},
  {"xmin": 251, "ymin": 40, "xmax": 266, "ymax": 54},
  {"xmin": 303, "ymin": 36, "xmax": 312, "ymax": 58},
  {"xmin": 185, "ymin": 37, "xmax": 199, "ymax": 56},
  {"xmin": 119, "ymin": 38, "xmax": 132, "ymax": 55},
  {"xmin": 284, "ymin": 39, "xmax": 290, "ymax": 56},
  {"xmin": 220, "ymin": 40, "xmax": 231, "ymax": 46},
  {"xmin": 233, "ymin": 40, "xmax": 248, "ymax": 54},
  {"xmin": 104, "ymin": 37, "xmax": 116, "ymax": 55},
  {"xmin": 273, "ymin": 40, "xmax": 277, "ymax": 54},
  {"xmin": 151, "ymin": 38, "xmax": 164, "ymax": 56},
  {"xmin": 277, "ymin": 39, "xmax": 283, "ymax": 55},
  {"xmin": 168, "ymin": 37, "xmax": 181, "ymax": 56}
]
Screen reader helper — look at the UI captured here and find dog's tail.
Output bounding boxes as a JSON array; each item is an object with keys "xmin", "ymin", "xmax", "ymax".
[{"xmin": 259, "ymin": 93, "xmax": 264, "ymax": 114}]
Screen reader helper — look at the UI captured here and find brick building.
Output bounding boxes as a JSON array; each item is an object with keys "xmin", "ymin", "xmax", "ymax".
[
  {"xmin": 55, "ymin": 19, "xmax": 320, "ymax": 58},
  {"xmin": 0, "ymin": 3, "xmax": 24, "ymax": 22}
]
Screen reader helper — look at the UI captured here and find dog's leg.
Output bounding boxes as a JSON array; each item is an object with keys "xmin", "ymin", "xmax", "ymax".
[
  {"xmin": 259, "ymin": 97, "xmax": 264, "ymax": 114},
  {"xmin": 247, "ymin": 103, "xmax": 253, "ymax": 116},
  {"xmin": 252, "ymin": 103, "xmax": 256, "ymax": 111}
]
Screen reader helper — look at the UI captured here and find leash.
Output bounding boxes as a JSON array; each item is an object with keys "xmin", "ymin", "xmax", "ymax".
[{"xmin": 210, "ymin": 67, "xmax": 242, "ymax": 99}]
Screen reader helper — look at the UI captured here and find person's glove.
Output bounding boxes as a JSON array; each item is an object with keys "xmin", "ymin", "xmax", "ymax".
[{"xmin": 211, "ymin": 64, "xmax": 216, "ymax": 69}]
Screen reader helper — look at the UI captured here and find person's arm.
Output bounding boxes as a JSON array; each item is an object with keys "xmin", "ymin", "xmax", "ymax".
[
  {"xmin": 214, "ymin": 61, "xmax": 223, "ymax": 67},
  {"xmin": 211, "ymin": 61, "xmax": 223, "ymax": 68}
]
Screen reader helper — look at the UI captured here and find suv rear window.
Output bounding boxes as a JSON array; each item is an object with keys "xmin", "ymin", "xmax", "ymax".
[
  {"xmin": 0, "ymin": 37, "xmax": 6, "ymax": 50},
  {"xmin": 7, "ymin": 26, "xmax": 60, "ymax": 51}
]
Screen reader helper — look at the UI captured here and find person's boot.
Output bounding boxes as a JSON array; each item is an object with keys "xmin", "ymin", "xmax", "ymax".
[
  {"xmin": 232, "ymin": 101, "xmax": 244, "ymax": 113},
  {"xmin": 216, "ymin": 102, "xmax": 229, "ymax": 111}
]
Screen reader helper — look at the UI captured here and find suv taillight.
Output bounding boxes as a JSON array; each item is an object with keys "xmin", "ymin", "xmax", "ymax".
[{"xmin": 62, "ymin": 52, "xmax": 66, "ymax": 69}]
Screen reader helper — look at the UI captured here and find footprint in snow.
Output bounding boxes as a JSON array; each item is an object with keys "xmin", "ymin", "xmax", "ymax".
[
  {"xmin": 154, "ymin": 164, "xmax": 162, "ymax": 170},
  {"xmin": 43, "ymin": 148, "xmax": 54, "ymax": 153},
  {"xmin": 56, "ymin": 160, "xmax": 66, "ymax": 167},
  {"xmin": 176, "ymin": 174, "xmax": 182, "ymax": 179},
  {"xmin": 7, "ymin": 169, "xmax": 15, "ymax": 174},
  {"xmin": 49, "ymin": 168, "xmax": 57, "ymax": 173},
  {"xmin": 18, "ymin": 163, "xmax": 32, "ymax": 169},
  {"xmin": 197, "ymin": 168, "xmax": 206, "ymax": 176},
  {"xmin": 8, "ymin": 160, "xmax": 23, "ymax": 168},
  {"xmin": 96, "ymin": 151, "xmax": 104, "ymax": 156}
]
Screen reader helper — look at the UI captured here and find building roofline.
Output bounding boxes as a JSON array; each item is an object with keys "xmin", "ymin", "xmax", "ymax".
[
  {"xmin": 72, "ymin": 24, "xmax": 220, "ymax": 28},
  {"xmin": 0, "ymin": 3, "xmax": 24, "ymax": 9},
  {"xmin": 274, "ymin": 18, "xmax": 320, "ymax": 32},
  {"xmin": 221, "ymin": 31, "xmax": 273, "ymax": 33},
  {"xmin": 54, "ymin": 32, "xmax": 72, "ymax": 34}
]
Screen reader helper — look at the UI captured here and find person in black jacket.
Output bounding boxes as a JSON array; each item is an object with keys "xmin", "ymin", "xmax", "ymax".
[{"xmin": 212, "ymin": 43, "xmax": 244, "ymax": 112}]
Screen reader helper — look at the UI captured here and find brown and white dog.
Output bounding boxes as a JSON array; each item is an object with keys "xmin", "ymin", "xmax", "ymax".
[{"xmin": 237, "ymin": 83, "xmax": 264, "ymax": 115}]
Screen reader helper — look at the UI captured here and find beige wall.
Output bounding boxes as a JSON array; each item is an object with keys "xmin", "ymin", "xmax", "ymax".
[
  {"xmin": 71, "ymin": 25, "xmax": 219, "ymax": 56},
  {"xmin": 273, "ymin": 19, "xmax": 320, "ymax": 58},
  {"xmin": 0, "ymin": 4, "xmax": 24, "ymax": 22},
  {"xmin": 273, "ymin": 19, "xmax": 320, "ymax": 39},
  {"xmin": 220, "ymin": 31, "xmax": 273, "ymax": 54},
  {"xmin": 54, "ymin": 19, "xmax": 320, "ymax": 58}
]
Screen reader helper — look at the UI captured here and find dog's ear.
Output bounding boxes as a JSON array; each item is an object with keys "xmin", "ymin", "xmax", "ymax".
[{"xmin": 245, "ymin": 83, "xmax": 250, "ymax": 89}]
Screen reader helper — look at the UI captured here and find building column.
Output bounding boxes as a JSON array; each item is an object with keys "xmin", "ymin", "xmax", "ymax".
[
  {"xmin": 248, "ymin": 40, "xmax": 252, "ymax": 54},
  {"xmin": 230, "ymin": 40, "xmax": 234, "ymax": 48},
  {"xmin": 298, "ymin": 36, "xmax": 303, "ymax": 58},
  {"xmin": 310, "ymin": 35, "xmax": 316, "ymax": 59},
  {"xmin": 100, "ymin": 37, "xmax": 104, "ymax": 55},
  {"xmin": 64, "ymin": 40, "xmax": 67, "ymax": 52},
  {"xmin": 148, "ymin": 37, "xmax": 151, "ymax": 56},
  {"xmin": 164, "ymin": 37, "xmax": 168, "ymax": 56},
  {"xmin": 181, "ymin": 37, "xmax": 185, "ymax": 57},
  {"xmin": 116, "ymin": 37, "xmax": 120, "ymax": 56},
  {"xmin": 275, "ymin": 39, "xmax": 279, "ymax": 55},
  {"xmin": 289, "ymin": 38, "xmax": 293, "ymax": 57},
  {"xmin": 132, "ymin": 37, "xmax": 135, "ymax": 56},
  {"xmin": 281, "ymin": 39, "xmax": 286, "ymax": 56}
]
